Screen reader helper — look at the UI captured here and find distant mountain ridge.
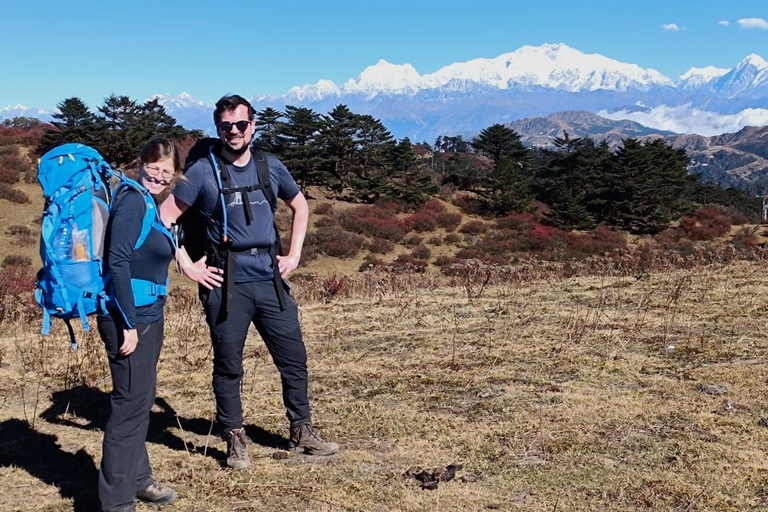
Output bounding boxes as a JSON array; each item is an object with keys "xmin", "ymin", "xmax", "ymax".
[
  {"xmin": 3, "ymin": 43, "xmax": 767, "ymax": 141},
  {"xmin": 505, "ymin": 110, "xmax": 768, "ymax": 194}
]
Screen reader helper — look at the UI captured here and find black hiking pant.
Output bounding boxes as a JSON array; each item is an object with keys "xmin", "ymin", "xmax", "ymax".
[
  {"xmin": 200, "ymin": 278, "xmax": 310, "ymax": 437},
  {"xmin": 97, "ymin": 315, "xmax": 163, "ymax": 512}
]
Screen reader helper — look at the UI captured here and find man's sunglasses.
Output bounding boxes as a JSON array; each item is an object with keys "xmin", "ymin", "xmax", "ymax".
[{"xmin": 218, "ymin": 120, "xmax": 251, "ymax": 133}]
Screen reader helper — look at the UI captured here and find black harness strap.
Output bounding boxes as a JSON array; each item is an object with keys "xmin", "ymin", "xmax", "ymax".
[{"xmin": 213, "ymin": 150, "xmax": 287, "ymax": 312}]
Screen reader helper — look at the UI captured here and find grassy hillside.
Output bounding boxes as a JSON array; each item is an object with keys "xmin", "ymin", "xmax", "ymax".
[{"xmin": 1, "ymin": 257, "xmax": 768, "ymax": 510}]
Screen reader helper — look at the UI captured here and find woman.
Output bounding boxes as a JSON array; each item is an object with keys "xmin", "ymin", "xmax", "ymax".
[{"xmin": 97, "ymin": 138, "xmax": 179, "ymax": 512}]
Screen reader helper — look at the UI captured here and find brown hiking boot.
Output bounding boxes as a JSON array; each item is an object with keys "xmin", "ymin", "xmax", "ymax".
[
  {"xmin": 226, "ymin": 427, "xmax": 250, "ymax": 470},
  {"xmin": 289, "ymin": 423, "xmax": 339, "ymax": 456},
  {"xmin": 136, "ymin": 481, "xmax": 176, "ymax": 506}
]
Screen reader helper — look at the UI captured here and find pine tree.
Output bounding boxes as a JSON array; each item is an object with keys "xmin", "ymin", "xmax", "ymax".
[
  {"xmin": 277, "ymin": 105, "xmax": 321, "ymax": 189},
  {"xmin": 37, "ymin": 97, "xmax": 98, "ymax": 154},
  {"xmin": 317, "ymin": 104, "xmax": 360, "ymax": 191},
  {"xmin": 254, "ymin": 107, "xmax": 283, "ymax": 154},
  {"xmin": 471, "ymin": 124, "xmax": 532, "ymax": 214}
]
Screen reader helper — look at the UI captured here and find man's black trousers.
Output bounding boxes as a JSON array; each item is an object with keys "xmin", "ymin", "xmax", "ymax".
[{"xmin": 200, "ymin": 278, "xmax": 310, "ymax": 436}]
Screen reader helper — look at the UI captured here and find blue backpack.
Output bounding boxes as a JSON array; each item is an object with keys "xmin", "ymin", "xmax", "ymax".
[{"xmin": 35, "ymin": 143, "xmax": 172, "ymax": 347}]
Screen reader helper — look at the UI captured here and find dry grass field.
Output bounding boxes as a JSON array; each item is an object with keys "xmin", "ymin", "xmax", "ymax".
[{"xmin": 2, "ymin": 253, "xmax": 768, "ymax": 511}]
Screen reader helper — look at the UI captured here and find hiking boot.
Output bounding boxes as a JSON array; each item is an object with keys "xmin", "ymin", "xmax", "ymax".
[
  {"xmin": 289, "ymin": 423, "xmax": 339, "ymax": 456},
  {"xmin": 226, "ymin": 427, "xmax": 251, "ymax": 470},
  {"xmin": 137, "ymin": 481, "xmax": 176, "ymax": 506},
  {"xmin": 104, "ymin": 505, "xmax": 136, "ymax": 512}
]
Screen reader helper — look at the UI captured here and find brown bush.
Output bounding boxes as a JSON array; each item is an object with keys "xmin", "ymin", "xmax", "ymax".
[
  {"xmin": 435, "ymin": 211, "xmax": 462, "ymax": 231},
  {"xmin": 459, "ymin": 220, "xmax": 487, "ymax": 235},
  {"xmin": 366, "ymin": 237, "xmax": 395, "ymax": 254},
  {"xmin": 402, "ymin": 235, "xmax": 423, "ymax": 247},
  {"xmin": 313, "ymin": 202, "xmax": 334, "ymax": 215},
  {"xmin": 0, "ymin": 184, "xmax": 30, "ymax": 203},
  {"xmin": 2, "ymin": 255, "xmax": 32, "ymax": 267},
  {"xmin": 444, "ymin": 233, "xmax": 461, "ymax": 244},
  {"xmin": 411, "ymin": 245, "xmax": 432, "ymax": 260}
]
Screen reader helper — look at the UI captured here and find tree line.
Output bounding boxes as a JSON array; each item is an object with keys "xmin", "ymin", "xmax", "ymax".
[{"xmin": 32, "ymin": 96, "xmax": 758, "ymax": 234}]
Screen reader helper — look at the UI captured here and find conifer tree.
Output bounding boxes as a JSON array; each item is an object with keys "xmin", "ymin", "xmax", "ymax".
[
  {"xmin": 471, "ymin": 124, "xmax": 532, "ymax": 214},
  {"xmin": 254, "ymin": 107, "xmax": 283, "ymax": 154},
  {"xmin": 277, "ymin": 105, "xmax": 321, "ymax": 189},
  {"xmin": 37, "ymin": 97, "xmax": 98, "ymax": 153}
]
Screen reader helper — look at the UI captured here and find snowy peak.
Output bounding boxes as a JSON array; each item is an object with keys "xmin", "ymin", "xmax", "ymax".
[
  {"xmin": 152, "ymin": 92, "xmax": 212, "ymax": 109},
  {"xmin": 678, "ymin": 66, "xmax": 730, "ymax": 89},
  {"xmin": 715, "ymin": 54, "xmax": 768, "ymax": 97},
  {"xmin": 344, "ymin": 60, "xmax": 422, "ymax": 95},
  {"xmin": 286, "ymin": 79, "xmax": 341, "ymax": 101},
  {"xmin": 295, "ymin": 43, "xmax": 677, "ymax": 100}
]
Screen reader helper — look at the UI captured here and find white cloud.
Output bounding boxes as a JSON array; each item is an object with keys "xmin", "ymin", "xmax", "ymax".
[
  {"xmin": 597, "ymin": 103, "xmax": 768, "ymax": 136},
  {"xmin": 738, "ymin": 17, "xmax": 768, "ymax": 29},
  {"xmin": 719, "ymin": 20, "xmax": 730, "ymax": 26},
  {"xmin": 662, "ymin": 23, "xmax": 682, "ymax": 32}
]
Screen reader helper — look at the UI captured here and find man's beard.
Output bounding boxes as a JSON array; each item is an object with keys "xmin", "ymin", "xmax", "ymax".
[{"xmin": 223, "ymin": 138, "xmax": 251, "ymax": 156}]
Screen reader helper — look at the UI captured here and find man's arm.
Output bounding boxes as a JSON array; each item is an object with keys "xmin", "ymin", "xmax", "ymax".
[
  {"xmin": 276, "ymin": 191, "xmax": 308, "ymax": 277},
  {"xmin": 159, "ymin": 194, "xmax": 223, "ymax": 289}
]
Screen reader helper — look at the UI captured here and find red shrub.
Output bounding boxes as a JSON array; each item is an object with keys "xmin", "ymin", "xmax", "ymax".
[
  {"xmin": 680, "ymin": 207, "xmax": 732, "ymax": 241},
  {"xmin": 308, "ymin": 227, "xmax": 364, "ymax": 258},
  {"xmin": 341, "ymin": 206, "xmax": 407, "ymax": 241},
  {"xmin": 528, "ymin": 225, "xmax": 567, "ymax": 251},
  {"xmin": 404, "ymin": 211, "xmax": 438, "ymax": 233},
  {"xmin": 495, "ymin": 212, "xmax": 537, "ymax": 232},
  {"xmin": 420, "ymin": 199, "xmax": 447, "ymax": 214}
]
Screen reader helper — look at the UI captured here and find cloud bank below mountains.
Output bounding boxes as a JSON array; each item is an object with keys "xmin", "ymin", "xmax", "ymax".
[{"xmin": 599, "ymin": 103, "xmax": 768, "ymax": 136}]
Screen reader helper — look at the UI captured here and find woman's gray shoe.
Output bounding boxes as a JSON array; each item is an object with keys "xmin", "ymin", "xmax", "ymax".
[
  {"xmin": 289, "ymin": 423, "xmax": 339, "ymax": 456},
  {"xmin": 136, "ymin": 481, "xmax": 176, "ymax": 506},
  {"xmin": 226, "ymin": 427, "xmax": 251, "ymax": 469}
]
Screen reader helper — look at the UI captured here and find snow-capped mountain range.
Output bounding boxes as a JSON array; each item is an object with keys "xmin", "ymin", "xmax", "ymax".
[{"xmin": 4, "ymin": 43, "xmax": 768, "ymax": 140}]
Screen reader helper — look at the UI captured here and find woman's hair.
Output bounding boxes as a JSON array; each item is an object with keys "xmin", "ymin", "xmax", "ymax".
[{"xmin": 139, "ymin": 138, "xmax": 181, "ymax": 171}]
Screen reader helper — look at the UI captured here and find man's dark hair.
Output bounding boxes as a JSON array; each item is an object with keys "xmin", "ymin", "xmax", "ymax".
[{"xmin": 213, "ymin": 94, "xmax": 255, "ymax": 126}]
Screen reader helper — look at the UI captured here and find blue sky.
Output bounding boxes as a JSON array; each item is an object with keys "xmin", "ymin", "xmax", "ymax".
[{"xmin": 1, "ymin": 0, "xmax": 765, "ymax": 109}]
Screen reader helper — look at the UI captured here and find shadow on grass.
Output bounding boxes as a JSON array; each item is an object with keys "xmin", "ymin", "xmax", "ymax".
[
  {"xmin": 0, "ymin": 418, "xmax": 99, "ymax": 512},
  {"xmin": 40, "ymin": 385, "xmax": 289, "ymax": 459}
]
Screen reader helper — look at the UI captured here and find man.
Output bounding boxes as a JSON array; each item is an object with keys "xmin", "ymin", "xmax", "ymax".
[{"xmin": 160, "ymin": 94, "xmax": 337, "ymax": 470}]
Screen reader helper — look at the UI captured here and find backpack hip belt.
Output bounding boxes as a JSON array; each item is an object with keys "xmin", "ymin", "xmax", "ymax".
[{"xmin": 213, "ymin": 242, "xmax": 287, "ymax": 312}]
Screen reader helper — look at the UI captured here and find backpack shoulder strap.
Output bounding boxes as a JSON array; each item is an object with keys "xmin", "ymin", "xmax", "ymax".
[
  {"xmin": 112, "ymin": 176, "xmax": 171, "ymax": 250},
  {"xmin": 254, "ymin": 150, "xmax": 277, "ymax": 212}
]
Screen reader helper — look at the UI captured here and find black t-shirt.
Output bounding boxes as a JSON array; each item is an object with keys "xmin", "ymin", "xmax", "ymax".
[{"xmin": 172, "ymin": 152, "xmax": 300, "ymax": 282}]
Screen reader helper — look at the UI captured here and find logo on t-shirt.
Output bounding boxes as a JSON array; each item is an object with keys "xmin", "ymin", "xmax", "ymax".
[{"xmin": 227, "ymin": 192, "xmax": 268, "ymax": 208}]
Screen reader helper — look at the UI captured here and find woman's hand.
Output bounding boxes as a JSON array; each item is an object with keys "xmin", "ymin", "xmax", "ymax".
[
  {"xmin": 181, "ymin": 255, "xmax": 224, "ymax": 290},
  {"xmin": 119, "ymin": 329, "xmax": 139, "ymax": 356}
]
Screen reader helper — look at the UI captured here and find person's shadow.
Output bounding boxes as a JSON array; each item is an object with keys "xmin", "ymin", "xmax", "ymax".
[
  {"xmin": 40, "ymin": 385, "xmax": 289, "ymax": 459},
  {"xmin": 0, "ymin": 418, "xmax": 99, "ymax": 512}
]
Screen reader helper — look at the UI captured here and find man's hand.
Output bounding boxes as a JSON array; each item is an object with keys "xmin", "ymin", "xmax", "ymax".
[
  {"xmin": 276, "ymin": 254, "xmax": 300, "ymax": 277},
  {"xmin": 181, "ymin": 255, "xmax": 224, "ymax": 289},
  {"xmin": 119, "ymin": 329, "xmax": 139, "ymax": 356}
]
